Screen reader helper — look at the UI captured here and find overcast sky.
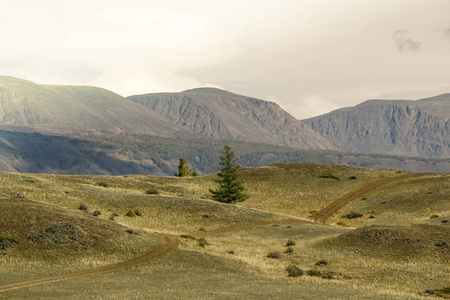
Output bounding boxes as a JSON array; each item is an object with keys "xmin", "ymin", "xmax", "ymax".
[{"xmin": 1, "ymin": 0, "xmax": 450, "ymax": 119}]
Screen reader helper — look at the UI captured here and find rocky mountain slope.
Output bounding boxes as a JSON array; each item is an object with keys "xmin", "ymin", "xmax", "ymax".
[
  {"xmin": 303, "ymin": 94, "xmax": 450, "ymax": 158},
  {"xmin": 0, "ymin": 76, "xmax": 184, "ymax": 136},
  {"xmin": 128, "ymin": 88, "xmax": 338, "ymax": 150}
]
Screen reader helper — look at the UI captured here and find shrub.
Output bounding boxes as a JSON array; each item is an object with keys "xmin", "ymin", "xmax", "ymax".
[
  {"xmin": 430, "ymin": 214, "xmax": 439, "ymax": 219},
  {"xmin": 228, "ymin": 250, "xmax": 235, "ymax": 254},
  {"xmin": 368, "ymin": 215, "xmax": 375, "ymax": 219},
  {"xmin": 78, "ymin": 203, "xmax": 88, "ymax": 211},
  {"xmin": 145, "ymin": 188, "xmax": 159, "ymax": 195},
  {"xmin": 361, "ymin": 197, "xmax": 367, "ymax": 200},
  {"xmin": 435, "ymin": 241, "xmax": 448, "ymax": 247},
  {"xmin": 345, "ymin": 211, "xmax": 363, "ymax": 219},
  {"xmin": 92, "ymin": 210, "xmax": 101, "ymax": 217},
  {"xmin": 198, "ymin": 238, "xmax": 209, "ymax": 248},
  {"xmin": 284, "ymin": 246, "xmax": 294, "ymax": 254},
  {"xmin": 337, "ymin": 222, "xmax": 348, "ymax": 227},
  {"xmin": 319, "ymin": 174, "xmax": 340, "ymax": 180},
  {"xmin": 126, "ymin": 210, "xmax": 136, "ymax": 217},
  {"xmin": 0, "ymin": 237, "xmax": 19, "ymax": 244},
  {"xmin": 266, "ymin": 251, "xmax": 282, "ymax": 259},
  {"xmin": 134, "ymin": 209, "xmax": 143, "ymax": 217},
  {"xmin": 286, "ymin": 265, "xmax": 303, "ymax": 277},
  {"xmin": 348, "ymin": 176, "xmax": 357, "ymax": 180},
  {"xmin": 97, "ymin": 182, "xmax": 109, "ymax": 187},
  {"xmin": 125, "ymin": 229, "xmax": 135, "ymax": 234},
  {"xmin": 306, "ymin": 269, "xmax": 321, "ymax": 277},
  {"xmin": 180, "ymin": 235, "xmax": 196, "ymax": 240},
  {"xmin": 285, "ymin": 239, "xmax": 296, "ymax": 246},
  {"xmin": 198, "ymin": 227, "xmax": 206, "ymax": 232},
  {"xmin": 315, "ymin": 260, "xmax": 328, "ymax": 266}
]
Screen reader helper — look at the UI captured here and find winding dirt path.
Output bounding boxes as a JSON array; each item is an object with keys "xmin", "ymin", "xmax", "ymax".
[
  {"xmin": 0, "ymin": 172, "xmax": 432, "ymax": 293},
  {"xmin": 0, "ymin": 234, "xmax": 177, "ymax": 293},
  {"xmin": 313, "ymin": 173, "xmax": 431, "ymax": 223}
]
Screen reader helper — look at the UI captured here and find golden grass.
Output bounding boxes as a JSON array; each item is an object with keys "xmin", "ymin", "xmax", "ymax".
[{"xmin": 0, "ymin": 163, "xmax": 448, "ymax": 299}]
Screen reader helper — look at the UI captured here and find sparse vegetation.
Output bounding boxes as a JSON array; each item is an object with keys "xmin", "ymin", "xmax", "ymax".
[
  {"xmin": 78, "ymin": 203, "xmax": 88, "ymax": 211},
  {"xmin": 315, "ymin": 260, "xmax": 328, "ymax": 266},
  {"xmin": 319, "ymin": 174, "xmax": 340, "ymax": 180},
  {"xmin": 285, "ymin": 239, "xmax": 296, "ymax": 247},
  {"xmin": 145, "ymin": 188, "xmax": 159, "ymax": 195},
  {"xmin": 285, "ymin": 265, "xmax": 303, "ymax": 277},
  {"xmin": 180, "ymin": 235, "xmax": 196, "ymax": 240},
  {"xmin": 92, "ymin": 210, "xmax": 102, "ymax": 217},
  {"xmin": 198, "ymin": 238, "xmax": 209, "ymax": 248},
  {"xmin": 266, "ymin": 251, "xmax": 282, "ymax": 259},
  {"xmin": 283, "ymin": 246, "xmax": 294, "ymax": 254},
  {"xmin": 125, "ymin": 210, "xmax": 137, "ymax": 217},
  {"xmin": 345, "ymin": 211, "xmax": 363, "ymax": 219}
]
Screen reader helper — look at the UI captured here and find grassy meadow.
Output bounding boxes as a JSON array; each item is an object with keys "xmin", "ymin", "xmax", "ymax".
[{"xmin": 0, "ymin": 163, "xmax": 449, "ymax": 299}]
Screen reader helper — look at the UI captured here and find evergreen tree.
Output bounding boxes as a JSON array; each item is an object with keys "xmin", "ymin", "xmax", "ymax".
[
  {"xmin": 174, "ymin": 157, "xmax": 198, "ymax": 177},
  {"xmin": 174, "ymin": 157, "xmax": 189, "ymax": 177},
  {"xmin": 209, "ymin": 145, "xmax": 248, "ymax": 204}
]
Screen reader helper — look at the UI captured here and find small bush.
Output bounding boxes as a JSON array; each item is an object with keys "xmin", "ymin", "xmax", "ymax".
[
  {"xmin": 92, "ymin": 210, "xmax": 102, "ymax": 217},
  {"xmin": 198, "ymin": 238, "xmax": 209, "ymax": 248},
  {"xmin": 348, "ymin": 176, "xmax": 357, "ymax": 180},
  {"xmin": 361, "ymin": 197, "xmax": 367, "ymax": 200},
  {"xmin": 345, "ymin": 211, "xmax": 363, "ymax": 219},
  {"xmin": 436, "ymin": 287, "xmax": 450, "ymax": 296},
  {"xmin": 284, "ymin": 246, "xmax": 294, "ymax": 254},
  {"xmin": 435, "ymin": 241, "xmax": 448, "ymax": 247},
  {"xmin": 78, "ymin": 203, "xmax": 88, "ymax": 211},
  {"xmin": 198, "ymin": 227, "xmax": 206, "ymax": 232},
  {"xmin": 315, "ymin": 260, "xmax": 328, "ymax": 266},
  {"xmin": 306, "ymin": 269, "xmax": 321, "ymax": 277},
  {"xmin": 145, "ymin": 188, "xmax": 159, "ymax": 195},
  {"xmin": 266, "ymin": 251, "xmax": 282, "ymax": 259},
  {"xmin": 286, "ymin": 265, "xmax": 303, "ymax": 277},
  {"xmin": 180, "ymin": 235, "xmax": 196, "ymax": 240},
  {"xmin": 134, "ymin": 209, "xmax": 143, "ymax": 217},
  {"xmin": 228, "ymin": 250, "xmax": 235, "ymax": 254},
  {"xmin": 125, "ymin": 229, "xmax": 135, "ymax": 234},
  {"xmin": 0, "ymin": 237, "xmax": 19, "ymax": 244},
  {"xmin": 126, "ymin": 210, "xmax": 136, "ymax": 217},
  {"xmin": 285, "ymin": 239, "xmax": 296, "ymax": 247},
  {"xmin": 337, "ymin": 222, "xmax": 348, "ymax": 227},
  {"xmin": 368, "ymin": 215, "xmax": 375, "ymax": 219},
  {"xmin": 97, "ymin": 182, "xmax": 109, "ymax": 187},
  {"xmin": 319, "ymin": 174, "xmax": 340, "ymax": 180},
  {"xmin": 430, "ymin": 214, "xmax": 439, "ymax": 219}
]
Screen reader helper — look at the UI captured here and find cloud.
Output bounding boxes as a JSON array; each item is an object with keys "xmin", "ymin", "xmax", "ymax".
[
  {"xmin": 444, "ymin": 27, "xmax": 450, "ymax": 38},
  {"xmin": 392, "ymin": 30, "xmax": 421, "ymax": 52}
]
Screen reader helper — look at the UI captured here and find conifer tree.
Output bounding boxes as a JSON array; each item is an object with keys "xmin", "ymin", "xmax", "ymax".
[
  {"xmin": 174, "ymin": 157, "xmax": 198, "ymax": 177},
  {"xmin": 209, "ymin": 145, "xmax": 248, "ymax": 204}
]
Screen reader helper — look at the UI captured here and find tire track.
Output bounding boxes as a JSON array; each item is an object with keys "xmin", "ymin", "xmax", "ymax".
[
  {"xmin": 313, "ymin": 173, "xmax": 431, "ymax": 223},
  {"xmin": 0, "ymin": 234, "xmax": 177, "ymax": 293}
]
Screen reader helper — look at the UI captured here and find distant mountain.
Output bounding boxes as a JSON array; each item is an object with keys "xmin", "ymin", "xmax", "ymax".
[
  {"xmin": 0, "ymin": 76, "xmax": 184, "ymax": 136},
  {"xmin": 303, "ymin": 94, "xmax": 450, "ymax": 158},
  {"xmin": 128, "ymin": 88, "xmax": 339, "ymax": 150}
]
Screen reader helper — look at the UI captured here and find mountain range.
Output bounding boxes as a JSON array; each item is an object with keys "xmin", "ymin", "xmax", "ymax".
[{"xmin": 0, "ymin": 75, "xmax": 448, "ymax": 174}]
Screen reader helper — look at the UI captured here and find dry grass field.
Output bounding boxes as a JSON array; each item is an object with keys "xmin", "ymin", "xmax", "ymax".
[{"xmin": 0, "ymin": 163, "xmax": 449, "ymax": 299}]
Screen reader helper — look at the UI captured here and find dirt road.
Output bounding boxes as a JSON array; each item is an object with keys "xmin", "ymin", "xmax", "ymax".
[{"xmin": 313, "ymin": 173, "xmax": 430, "ymax": 223}]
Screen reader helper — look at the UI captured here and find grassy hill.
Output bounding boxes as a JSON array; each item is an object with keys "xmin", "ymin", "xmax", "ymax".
[
  {"xmin": 0, "ymin": 76, "xmax": 183, "ymax": 136},
  {"xmin": 0, "ymin": 163, "xmax": 448, "ymax": 298}
]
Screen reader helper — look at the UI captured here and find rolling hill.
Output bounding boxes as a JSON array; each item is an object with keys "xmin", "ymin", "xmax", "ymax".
[
  {"xmin": 303, "ymin": 94, "xmax": 450, "ymax": 159},
  {"xmin": 0, "ymin": 76, "xmax": 184, "ymax": 136}
]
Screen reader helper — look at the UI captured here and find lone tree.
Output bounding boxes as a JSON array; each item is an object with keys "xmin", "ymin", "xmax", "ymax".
[
  {"xmin": 174, "ymin": 157, "xmax": 197, "ymax": 177},
  {"xmin": 209, "ymin": 145, "xmax": 248, "ymax": 204}
]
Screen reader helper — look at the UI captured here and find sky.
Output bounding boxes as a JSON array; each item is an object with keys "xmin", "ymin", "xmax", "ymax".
[{"xmin": 1, "ymin": 0, "xmax": 450, "ymax": 119}]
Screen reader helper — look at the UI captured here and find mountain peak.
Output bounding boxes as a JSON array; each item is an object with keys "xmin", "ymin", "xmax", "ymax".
[{"xmin": 182, "ymin": 87, "xmax": 234, "ymax": 96}]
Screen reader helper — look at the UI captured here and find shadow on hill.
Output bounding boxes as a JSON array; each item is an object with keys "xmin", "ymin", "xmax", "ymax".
[{"xmin": 0, "ymin": 130, "xmax": 159, "ymax": 175}]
